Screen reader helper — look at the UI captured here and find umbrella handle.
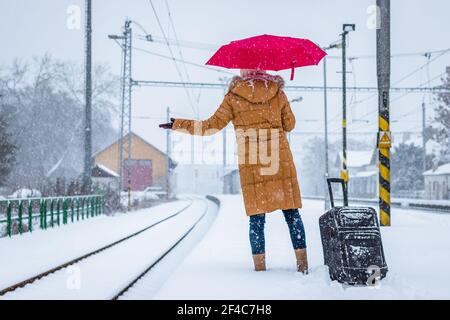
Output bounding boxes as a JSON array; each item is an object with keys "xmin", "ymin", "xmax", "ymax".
[{"xmin": 290, "ymin": 61, "xmax": 296, "ymax": 81}]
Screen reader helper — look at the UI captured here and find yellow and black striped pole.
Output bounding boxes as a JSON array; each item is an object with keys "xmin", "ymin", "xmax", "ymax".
[
  {"xmin": 377, "ymin": 0, "xmax": 391, "ymax": 226},
  {"xmin": 378, "ymin": 95, "xmax": 391, "ymax": 226},
  {"xmin": 341, "ymin": 27, "xmax": 349, "ymax": 193}
]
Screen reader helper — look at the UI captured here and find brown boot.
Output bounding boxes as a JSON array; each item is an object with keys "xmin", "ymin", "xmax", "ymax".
[
  {"xmin": 252, "ymin": 254, "xmax": 266, "ymax": 271},
  {"xmin": 295, "ymin": 248, "xmax": 308, "ymax": 274}
]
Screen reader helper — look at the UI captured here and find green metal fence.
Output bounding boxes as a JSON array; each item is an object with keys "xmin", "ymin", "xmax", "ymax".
[{"xmin": 0, "ymin": 195, "xmax": 103, "ymax": 238}]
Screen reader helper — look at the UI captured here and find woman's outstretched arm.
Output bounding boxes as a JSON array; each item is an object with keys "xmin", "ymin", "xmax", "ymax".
[{"xmin": 172, "ymin": 94, "xmax": 234, "ymax": 136}]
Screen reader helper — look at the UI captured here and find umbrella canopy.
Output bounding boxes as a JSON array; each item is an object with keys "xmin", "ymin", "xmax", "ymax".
[{"xmin": 206, "ymin": 34, "xmax": 326, "ymax": 80}]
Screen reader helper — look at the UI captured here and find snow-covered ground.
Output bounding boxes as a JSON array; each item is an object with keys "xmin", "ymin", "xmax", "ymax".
[
  {"xmin": 2, "ymin": 195, "xmax": 450, "ymax": 300},
  {"xmin": 119, "ymin": 198, "xmax": 219, "ymax": 300},
  {"xmin": 0, "ymin": 199, "xmax": 193, "ymax": 291},
  {"xmin": 155, "ymin": 195, "xmax": 450, "ymax": 299},
  {"xmin": 2, "ymin": 199, "xmax": 208, "ymax": 300}
]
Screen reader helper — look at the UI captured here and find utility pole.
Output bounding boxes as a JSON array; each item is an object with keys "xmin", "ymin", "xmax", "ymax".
[
  {"xmin": 223, "ymin": 130, "xmax": 227, "ymax": 168},
  {"xmin": 166, "ymin": 106, "xmax": 171, "ymax": 199},
  {"xmin": 342, "ymin": 30, "xmax": 347, "ymax": 189},
  {"xmin": 377, "ymin": 0, "xmax": 391, "ymax": 226},
  {"xmin": 323, "ymin": 55, "xmax": 330, "ymax": 210},
  {"xmin": 220, "ymin": 80, "xmax": 229, "ymax": 167},
  {"xmin": 125, "ymin": 21, "xmax": 132, "ymax": 212},
  {"xmin": 422, "ymin": 101, "xmax": 427, "ymax": 173},
  {"xmin": 422, "ymin": 52, "xmax": 431, "ymax": 174},
  {"xmin": 109, "ymin": 19, "xmax": 133, "ymax": 210},
  {"xmin": 322, "ymin": 41, "xmax": 341, "ymax": 210},
  {"xmin": 287, "ymin": 96, "xmax": 302, "ymax": 144},
  {"xmin": 191, "ymin": 136, "xmax": 195, "ymax": 165},
  {"xmin": 83, "ymin": 0, "xmax": 92, "ymax": 194},
  {"xmin": 341, "ymin": 24, "xmax": 355, "ymax": 198},
  {"xmin": 219, "ymin": 77, "xmax": 229, "ymax": 193}
]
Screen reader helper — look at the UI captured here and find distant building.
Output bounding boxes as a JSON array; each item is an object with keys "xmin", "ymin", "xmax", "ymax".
[
  {"xmin": 222, "ymin": 168, "xmax": 241, "ymax": 194},
  {"xmin": 91, "ymin": 164, "xmax": 119, "ymax": 191},
  {"xmin": 395, "ymin": 131, "xmax": 441, "ymax": 156},
  {"xmin": 423, "ymin": 163, "xmax": 450, "ymax": 200},
  {"xmin": 335, "ymin": 150, "xmax": 377, "ymax": 198},
  {"xmin": 93, "ymin": 132, "xmax": 176, "ymax": 191},
  {"xmin": 173, "ymin": 164, "xmax": 224, "ymax": 195}
]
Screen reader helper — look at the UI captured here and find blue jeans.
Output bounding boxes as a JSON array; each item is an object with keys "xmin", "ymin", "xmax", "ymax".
[{"xmin": 249, "ymin": 208, "xmax": 306, "ymax": 255}]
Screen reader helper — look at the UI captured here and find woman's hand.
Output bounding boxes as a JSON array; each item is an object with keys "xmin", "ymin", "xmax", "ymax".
[{"xmin": 159, "ymin": 117, "xmax": 176, "ymax": 129}]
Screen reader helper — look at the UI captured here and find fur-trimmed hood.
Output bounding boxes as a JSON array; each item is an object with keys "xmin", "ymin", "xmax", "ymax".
[{"xmin": 228, "ymin": 74, "xmax": 285, "ymax": 104}]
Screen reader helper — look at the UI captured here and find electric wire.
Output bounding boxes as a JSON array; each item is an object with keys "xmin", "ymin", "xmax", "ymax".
[
  {"xmin": 134, "ymin": 34, "xmax": 218, "ymax": 51},
  {"xmin": 352, "ymin": 48, "xmax": 450, "ymax": 106},
  {"xmin": 129, "ymin": 14, "xmax": 449, "ymax": 136},
  {"xmin": 164, "ymin": 0, "xmax": 200, "ymax": 116},
  {"xmin": 132, "ymin": 46, "xmax": 234, "ymax": 75},
  {"xmin": 347, "ymin": 69, "xmax": 447, "ymax": 128},
  {"xmin": 148, "ymin": 0, "xmax": 198, "ymax": 117}
]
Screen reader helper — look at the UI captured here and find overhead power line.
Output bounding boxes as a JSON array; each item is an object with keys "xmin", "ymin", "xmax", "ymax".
[
  {"xmin": 290, "ymin": 130, "xmax": 423, "ymax": 135},
  {"xmin": 391, "ymin": 70, "xmax": 446, "ymax": 102},
  {"xmin": 132, "ymin": 79, "xmax": 450, "ymax": 93},
  {"xmin": 134, "ymin": 31, "xmax": 450, "ymax": 60},
  {"xmin": 148, "ymin": 0, "xmax": 198, "ymax": 117},
  {"xmin": 134, "ymin": 34, "xmax": 218, "ymax": 51},
  {"xmin": 352, "ymin": 48, "xmax": 450, "ymax": 105},
  {"xmin": 346, "ymin": 69, "xmax": 448, "ymax": 128},
  {"xmin": 133, "ymin": 46, "xmax": 234, "ymax": 74},
  {"xmin": 163, "ymin": 0, "xmax": 199, "ymax": 115},
  {"xmin": 327, "ymin": 47, "xmax": 450, "ymax": 60},
  {"xmin": 392, "ymin": 48, "xmax": 450, "ymax": 86}
]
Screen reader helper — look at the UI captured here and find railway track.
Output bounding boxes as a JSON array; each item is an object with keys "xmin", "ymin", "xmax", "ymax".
[
  {"xmin": 111, "ymin": 201, "xmax": 210, "ymax": 299},
  {"xmin": 0, "ymin": 199, "xmax": 212, "ymax": 298}
]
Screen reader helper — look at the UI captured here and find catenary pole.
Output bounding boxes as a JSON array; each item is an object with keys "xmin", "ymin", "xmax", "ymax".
[
  {"xmin": 126, "ymin": 20, "xmax": 132, "ymax": 211},
  {"xmin": 323, "ymin": 55, "xmax": 330, "ymax": 210},
  {"xmin": 166, "ymin": 106, "xmax": 171, "ymax": 199},
  {"xmin": 342, "ymin": 29, "xmax": 347, "ymax": 188},
  {"xmin": 83, "ymin": 0, "xmax": 92, "ymax": 193},
  {"xmin": 322, "ymin": 41, "xmax": 342, "ymax": 209},
  {"xmin": 340, "ymin": 24, "xmax": 355, "ymax": 197},
  {"xmin": 377, "ymin": 0, "xmax": 392, "ymax": 226},
  {"xmin": 422, "ymin": 101, "xmax": 426, "ymax": 174},
  {"xmin": 110, "ymin": 20, "xmax": 133, "ymax": 210}
]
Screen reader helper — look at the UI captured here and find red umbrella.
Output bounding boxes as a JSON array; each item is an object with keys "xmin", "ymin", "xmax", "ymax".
[{"xmin": 206, "ymin": 34, "xmax": 326, "ymax": 80}]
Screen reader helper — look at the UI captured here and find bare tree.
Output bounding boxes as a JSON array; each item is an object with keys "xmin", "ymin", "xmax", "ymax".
[
  {"xmin": 0, "ymin": 55, "xmax": 119, "ymax": 192},
  {"xmin": 433, "ymin": 67, "xmax": 450, "ymax": 162}
]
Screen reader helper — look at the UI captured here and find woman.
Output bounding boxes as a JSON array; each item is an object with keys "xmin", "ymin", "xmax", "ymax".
[{"xmin": 159, "ymin": 69, "xmax": 307, "ymax": 273}]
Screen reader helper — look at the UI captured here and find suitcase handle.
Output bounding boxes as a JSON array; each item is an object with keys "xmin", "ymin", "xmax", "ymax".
[{"xmin": 327, "ymin": 178, "xmax": 348, "ymax": 208}]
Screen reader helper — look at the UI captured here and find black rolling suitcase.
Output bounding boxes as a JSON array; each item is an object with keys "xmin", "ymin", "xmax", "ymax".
[{"xmin": 319, "ymin": 178, "xmax": 388, "ymax": 285}]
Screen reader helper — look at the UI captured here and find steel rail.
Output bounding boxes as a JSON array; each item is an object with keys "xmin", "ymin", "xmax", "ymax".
[
  {"xmin": 111, "ymin": 198, "xmax": 210, "ymax": 300},
  {"xmin": 0, "ymin": 201, "xmax": 194, "ymax": 297}
]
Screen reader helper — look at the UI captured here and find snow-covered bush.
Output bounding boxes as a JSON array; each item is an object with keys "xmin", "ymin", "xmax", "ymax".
[{"xmin": 10, "ymin": 188, "xmax": 41, "ymax": 199}]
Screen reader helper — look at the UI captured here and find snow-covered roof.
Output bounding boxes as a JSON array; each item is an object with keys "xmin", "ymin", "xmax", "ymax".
[
  {"xmin": 95, "ymin": 164, "xmax": 119, "ymax": 177},
  {"xmin": 350, "ymin": 170, "xmax": 377, "ymax": 178},
  {"xmin": 222, "ymin": 168, "xmax": 239, "ymax": 177},
  {"xmin": 423, "ymin": 163, "xmax": 450, "ymax": 176},
  {"xmin": 337, "ymin": 151, "xmax": 374, "ymax": 168}
]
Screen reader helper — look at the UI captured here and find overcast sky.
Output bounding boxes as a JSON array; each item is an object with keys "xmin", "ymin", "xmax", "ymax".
[{"xmin": 1, "ymin": 0, "xmax": 449, "ymax": 156}]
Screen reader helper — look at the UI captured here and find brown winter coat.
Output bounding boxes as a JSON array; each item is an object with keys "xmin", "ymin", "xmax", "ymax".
[{"xmin": 172, "ymin": 74, "xmax": 302, "ymax": 216}]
